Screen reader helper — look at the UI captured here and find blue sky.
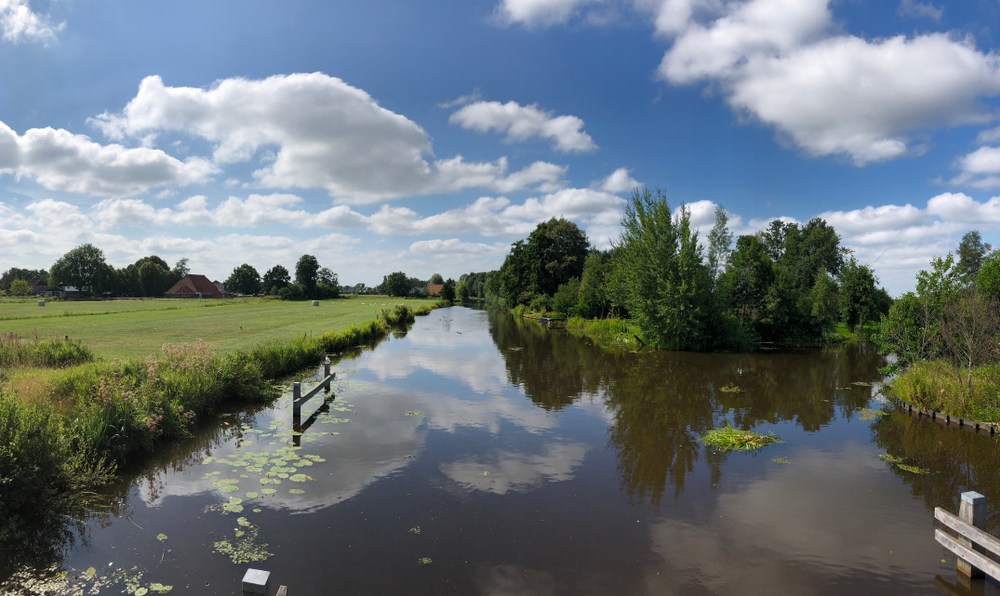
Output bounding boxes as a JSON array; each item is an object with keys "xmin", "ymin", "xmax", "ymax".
[{"xmin": 1, "ymin": 0, "xmax": 1000, "ymax": 294}]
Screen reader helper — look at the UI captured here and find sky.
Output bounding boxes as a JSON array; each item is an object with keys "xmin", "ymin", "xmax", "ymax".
[{"xmin": 2, "ymin": 0, "xmax": 1000, "ymax": 294}]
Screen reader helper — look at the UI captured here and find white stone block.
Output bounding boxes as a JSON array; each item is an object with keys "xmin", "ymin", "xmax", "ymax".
[{"xmin": 242, "ymin": 568, "xmax": 270, "ymax": 595}]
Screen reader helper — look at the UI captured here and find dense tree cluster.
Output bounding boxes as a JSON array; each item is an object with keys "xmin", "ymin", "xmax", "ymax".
[{"xmin": 478, "ymin": 188, "xmax": 892, "ymax": 351}]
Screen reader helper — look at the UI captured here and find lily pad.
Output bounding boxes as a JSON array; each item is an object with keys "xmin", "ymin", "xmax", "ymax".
[
  {"xmin": 290, "ymin": 474, "xmax": 308, "ymax": 482},
  {"xmin": 149, "ymin": 583, "xmax": 172, "ymax": 593},
  {"xmin": 156, "ymin": 533, "xmax": 168, "ymax": 541},
  {"xmin": 418, "ymin": 557, "xmax": 432, "ymax": 565},
  {"xmin": 237, "ymin": 517, "xmax": 252, "ymax": 527},
  {"xmin": 289, "ymin": 489, "xmax": 305, "ymax": 495},
  {"xmin": 260, "ymin": 488, "xmax": 277, "ymax": 495},
  {"xmin": 245, "ymin": 492, "xmax": 259, "ymax": 499}
]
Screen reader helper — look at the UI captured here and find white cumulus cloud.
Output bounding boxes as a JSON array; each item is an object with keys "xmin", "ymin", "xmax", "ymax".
[
  {"xmin": 0, "ymin": 0, "xmax": 63, "ymax": 43},
  {"xmin": 494, "ymin": 0, "xmax": 606, "ymax": 27},
  {"xmin": 450, "ymin": 100, "xmax": 597, "ymax": 153},
  {"xmin": 91, "ymin": 74, "xmax": 569, "ymax": 202},
  {"xmin": 0, "ymin": 122, "xmax": 217, "ymax": 197},
  {"xmin": 653, "ymin": 0, "xmax": 1000, "ymax": 165}
]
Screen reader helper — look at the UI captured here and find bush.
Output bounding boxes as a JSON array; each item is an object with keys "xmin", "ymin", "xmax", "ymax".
[
  {"xmin": 0, "ymin": 391, "xmax": 113, "ymax": 552},
  {"xmin": 529, "ymin": 294, "xmax": 552, "ymax": 313},
  {"xmin": 0, "ymin": 333, "xmax": 93, "ymax": 368}
]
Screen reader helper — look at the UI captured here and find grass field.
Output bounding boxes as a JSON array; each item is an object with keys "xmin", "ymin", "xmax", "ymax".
[{"xmin": 0, "ymin": 296, "xmax": 432, "ymax": 360}]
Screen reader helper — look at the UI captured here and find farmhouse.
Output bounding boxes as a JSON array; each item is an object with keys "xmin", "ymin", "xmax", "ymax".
[
  {"xmin": 165, "ymin": 274, "xmax": 229, "ymax": 299},
  {"xmin": 425, "ymin": 284, "xmax": 444, "ymax": 296},
  {"xmin": 26, "ymin": 279, "xmax": 48, "ymax": 295}
]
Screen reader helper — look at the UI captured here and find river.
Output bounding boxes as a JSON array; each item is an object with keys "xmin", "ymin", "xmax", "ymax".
[{"xmin": 4, "ymin": 306, "xmax": 1000, "ymax": 595}]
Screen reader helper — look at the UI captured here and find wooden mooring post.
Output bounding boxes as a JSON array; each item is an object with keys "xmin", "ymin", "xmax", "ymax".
[{"xmin": 935, "ymin": 491, "xmax": 999, "ymax": 580}]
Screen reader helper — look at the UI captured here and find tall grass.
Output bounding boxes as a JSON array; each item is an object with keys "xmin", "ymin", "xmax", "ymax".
[
  {"xmin": 0, "ymin": 332, "xmax": 93, "ymax": 368},
  {"xmin": 891, "ymin": 360, "xmax": 1000, "ymax": 422}
]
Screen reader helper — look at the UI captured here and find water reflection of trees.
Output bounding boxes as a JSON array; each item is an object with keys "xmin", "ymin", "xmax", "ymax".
[
  {"xmin": 488, "ymin": 312, "xmax": 888, "ymax": 507},
  {"xmin": 871, "ymin": 412, "xmax": 1000, "ymax": 535}
]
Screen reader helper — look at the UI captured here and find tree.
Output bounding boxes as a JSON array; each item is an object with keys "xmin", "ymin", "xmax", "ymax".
[
  {"xmin": 440, "ymin": 278, "xmax": 456, "ymax": 302},
  {"xmin": 938, "ymin": 289, "xmax": 1000, "ymax": 412},
  {"xmin": 839, "ymin": 257, "xmax": 878, "ymax": 333},
  {"xmin": 51, "ymin": 244, "xmax": 110, "ymax": 295},
  {"xmin": 875, "ymin": 292, "xmax": 942, "ymax": 371},
  {"xmin": 428, "ymin": 273, "xmax": 444, "ymax": 285},
  {"xmin": 611, "ymin": 188, "xmax": 711, "ymax": 350},
  {"xmin": 138, "ymin": 261, "xmax": 172, "ymax": 296},
  {"xmin": 295, "ymin": 255, "xmax": 320, "ymax": 295},
  {"xmin": 317, "ymin": 267, "xmax": 338, "ymax": 287},
  {"xmin": 956, "ymin": 230, "xmax": 992, "ymax": 280},
  {"xmin": 383, "ymin": 272, "xmax": 411, "ymax": 297},
  {"xmin": 576, "ymin": 251, "xmax": 609, "ymax": 318},
  {"xmin": 226, "ymin": 264, "xmax": 262, "ymax": 295},
  {"xmin": 9, "ymin": 279, "xmax": 30, "ymax": 296},
  {"xmin": 262, "ymin": 265, "xmax": 291, "ymax": 294},
  {"xmin": 173, "ymin": 257, "xmax": 191, "ymax": 279},
  {"xmin": 706, "ymin": 204, "xmax": 733, "ymax": 287},
  {"xmin": 977, "ymin": 251, "xmax": 1000, "ymax": 299},
  {"xmin": 492, "ymin": 218, "xmax": 590, "ymax": 307},
  {"xmin": 552, "ymin": 277, "xmax": 580, "ymax": 314},
  {"xmin": 717, "ymin": 235, "xmax": 774, "ymax": 329}
]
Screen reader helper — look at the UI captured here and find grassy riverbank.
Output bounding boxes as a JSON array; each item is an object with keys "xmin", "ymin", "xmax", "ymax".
[
  {"xmin": 0, "ymin": 299, "xmax": 450, "ymax": 559},
  {"xmin": 889, "ymin": 360, "xmax": 1000, "ymax": 423}
]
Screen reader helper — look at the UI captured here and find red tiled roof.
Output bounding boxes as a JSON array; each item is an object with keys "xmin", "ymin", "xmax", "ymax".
[
  {"xmin": 166, "ymin": 274, "xmax": 225, "ymax": 297},
  {"xmin": 426, "ymin": 284, "xmax": 444, "ymax": 295}
]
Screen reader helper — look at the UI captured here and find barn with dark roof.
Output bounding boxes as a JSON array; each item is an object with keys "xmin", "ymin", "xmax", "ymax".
[{"xmin": 165, "ymin": 274, "xmax": 229, "ymax": 299}]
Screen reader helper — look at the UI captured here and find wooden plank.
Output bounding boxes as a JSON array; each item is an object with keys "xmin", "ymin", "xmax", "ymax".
[
  {"xmin": 294, "ymin": 374, "xmax": 336, "ymax": 403},
  {"xmin": 275, "ymin": 586, "xmax": 288, "ymax": 596},
  {"xmin": 935, "ymin": 529, "xmax": 1000, "ymax": 580},
  {"xmin": 935, "ymin": 508, "xmax": 1000, "ymax": 557}
]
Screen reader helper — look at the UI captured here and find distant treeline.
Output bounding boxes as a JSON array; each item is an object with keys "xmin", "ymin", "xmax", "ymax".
[{"xmin": 465, "ymin": 187, "xmax": 893, "ymax": 351}]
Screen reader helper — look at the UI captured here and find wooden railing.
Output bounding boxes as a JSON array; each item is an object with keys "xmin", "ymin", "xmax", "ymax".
[{"xmin": 935, "ymin": 491, "xmax": 999, "ymax": 580}]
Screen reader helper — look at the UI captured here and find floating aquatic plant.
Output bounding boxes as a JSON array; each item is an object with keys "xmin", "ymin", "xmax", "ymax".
[
  {"xmin": 406, "ymin": 411, "xmax": 426, "ymax": 417},
  {"xmin": 771, "ymin": 458, "xmax": 791, "ymax": 464},
  {"xmin": 719, "ymin": 383, "xmax": 744, "ymax": 393},
  {"xmin": 699, "ymin": 424, "xmax": 782, "ymax": 453},
  {"xmin": 418, "ymin": 557, "xmax": 432, "ymax": 565},
  {"xmin": 212, "ymin": 528, "xmax": 272, "ymax": 564},
  {"xmin": 857, "ymin": 408, "xmax": 888, "ymax": 422},
  {"xmin": 878, "ymin": 453, "xmax": 930, "ymax": 475},
  {"xmin": 410, "ymin": 526, "xmax": 421, "ymax": 534},
  {"xmin": 289, "ymin": 488, "xmax": 305, "ymax": 494}
]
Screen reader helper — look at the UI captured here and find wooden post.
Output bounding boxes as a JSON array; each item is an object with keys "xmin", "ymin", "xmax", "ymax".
[
  {"xmin": 323, "ymin": 357, "xmax": 331, "ymax": 392},
  {"xmin": 292, "ymin": 382, "xmax": 301, "ymax": 416},
  {"xmin": 958, "ymin": 491, "xmax": 987, "ymax": 578}
]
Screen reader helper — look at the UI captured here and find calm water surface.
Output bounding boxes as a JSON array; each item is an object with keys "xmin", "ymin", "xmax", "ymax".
[{"xmin": 8, "ymin": 306, "xmax": 1000, "ymax": 595}]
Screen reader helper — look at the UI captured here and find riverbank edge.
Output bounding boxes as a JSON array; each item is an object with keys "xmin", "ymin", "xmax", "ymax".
[
  {"xmin": 0, "ymin": 300, "xmax": 452, "ymax": 554},
  {"xmin": 886, "ymin": 359, "xmax": 1000, "ymax": 424}
]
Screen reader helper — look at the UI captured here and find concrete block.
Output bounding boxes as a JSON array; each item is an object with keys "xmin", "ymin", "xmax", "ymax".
[{"xmin": 242, "ymin": 568, "xmax": 270, "ymax": 595}]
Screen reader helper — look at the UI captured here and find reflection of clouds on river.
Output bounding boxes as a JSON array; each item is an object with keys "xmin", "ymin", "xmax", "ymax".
[
  {"xmin": 641, "ymin": 443, "xmax": 938, "ymax": 594},
  {"xmin": 136, "ymin": 378, "xmax": 562, "ymax": 512},
  {"xmin": 475, "ymin": 565, "xmax": 558, "ymax": 596},
  {"xmin": 440, "ymin": 441, "xmax": 588, "ymax": 495},
  {"xmin": 360, "ymin": 337, "xmax": 510, "ymax": 395}
]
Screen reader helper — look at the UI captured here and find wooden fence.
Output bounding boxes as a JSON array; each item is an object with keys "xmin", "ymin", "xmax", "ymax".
[{"xmin": 935, "ymin": 491, "xmax": 1000, "ymax": 580}]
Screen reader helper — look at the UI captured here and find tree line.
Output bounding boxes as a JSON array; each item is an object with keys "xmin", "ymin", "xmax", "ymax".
[
  {"xmin": 475, "ymin": 187, "xmax": 892, "ymax": 351},
  {"xmin": 0, "ymin": 245, "xmax": 342, "ymax": 300}
]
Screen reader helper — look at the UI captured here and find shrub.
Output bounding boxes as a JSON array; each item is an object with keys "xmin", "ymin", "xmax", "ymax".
[{"xmin": 0, "ymin": 333, "xmax": 93, "ymax": 368}]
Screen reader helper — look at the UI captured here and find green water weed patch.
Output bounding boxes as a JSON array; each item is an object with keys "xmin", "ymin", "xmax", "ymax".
[{"xmin": 699, "ymin": 424, "xmax": 782, "ymax": 453}]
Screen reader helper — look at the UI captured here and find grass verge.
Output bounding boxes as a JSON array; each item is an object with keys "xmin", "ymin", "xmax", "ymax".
[{"xmin": 889, "ymin": 359, "xmax": 1000, "ymax": 423}]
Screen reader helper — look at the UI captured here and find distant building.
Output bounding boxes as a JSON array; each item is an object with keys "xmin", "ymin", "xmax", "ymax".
[
  {"xmin": 26, "ymin": 279, "xmax": 48, "ymax": 295},
  {"xmin": 425, "ymin": 284, "xmax": 444, "ymax": 296},
  {"xmin": 165, "ymin": 274, "xmax": 229, "ymax": 299},
  {"xmin": 212, "ymin": 280, "xmax": 227, "ymax": 294}
]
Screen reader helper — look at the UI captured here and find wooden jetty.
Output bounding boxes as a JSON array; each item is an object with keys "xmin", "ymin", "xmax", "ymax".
[{"xmin": 935, "ymin": 491, "xmax": 1000, "ymax": 581}]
